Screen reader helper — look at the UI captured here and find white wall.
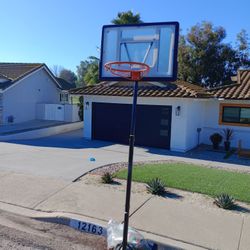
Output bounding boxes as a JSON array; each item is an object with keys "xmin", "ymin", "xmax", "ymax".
[
  {"xmin": 36, "ymin": 103, "xmax": 80, "ymax": 122},
  {"xmin": 64, "ymin": 104, "xmax": 80, "ymax": 122},
  {"xmin": 83, "ymin": 95, "xmax": 250, "ymax": 151},
  {"xmin": 83, "ymin": 95, "xmax": 203, "ymax": 152},
  {"xmin": 185, "ymin": 100, "xmax": 207, "ymax": 150},
  {"xmin": 201, "ymin": 99, "xmax": 250, "ymax": 148},
  {"xmin": 0, "ymin": 121, "xmax": 83, "ymax": 141},
  {"xmin": 2, "ymin": 68, "xmax": 60, "ymax": 124}
]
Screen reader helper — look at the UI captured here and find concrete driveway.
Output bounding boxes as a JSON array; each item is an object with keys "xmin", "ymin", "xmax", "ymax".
[
  {"xmin": 1, "ymin": 129, "xmax": 249, "ymax": 182},
  {"xmin": 0, "ymin": 129, "xmax": 170, "ymax": 181}
]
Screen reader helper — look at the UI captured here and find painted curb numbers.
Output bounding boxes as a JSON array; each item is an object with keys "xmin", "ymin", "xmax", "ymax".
[{"xmin": 69, "ymin": 219, "xmax": 107, "ymax": 237}]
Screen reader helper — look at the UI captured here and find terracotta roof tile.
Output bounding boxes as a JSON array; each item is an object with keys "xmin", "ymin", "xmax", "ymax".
[
  {"xmin": 70, "ymin": 80, "xmax": 211, "ymax": 99},
  {"xmin": 70, "ymin": 70, "xmax": 250, "ymax": 100},
  {"xmin": 210, "ymin": 70, "xmax": 250, "ymax": 100},
  {"xmin": 0, "ymin": 63, "xmax": 43, "ymax": 81}
]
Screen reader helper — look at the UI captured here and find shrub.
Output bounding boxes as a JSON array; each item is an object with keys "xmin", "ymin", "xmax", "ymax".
[
  {"xmin": 210, "ymin": 133, "xmax": 223, "ymax": 149},
  {"xmin": 101, "ymin": 172, "xmax": 114, "ymax": 184},
  {"xmin": 223, "ymin": 128, "xmax": 233, "ymax": 141},
  {"xmin": 214, "ymin": 193, "xmax": 235, "ymax": 209},
  {"xmin": 146, "ymin": 178, "xmax": 166, "ymax": 195}
]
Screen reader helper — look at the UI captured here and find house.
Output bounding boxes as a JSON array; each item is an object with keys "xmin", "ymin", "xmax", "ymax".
[
  {"xmin": 70, "ymin": 69, "xmax": 250, "ymax": 152},
  {"xmin": 0, "ymin": 63, "xmax": 79, "ymax": 125}
]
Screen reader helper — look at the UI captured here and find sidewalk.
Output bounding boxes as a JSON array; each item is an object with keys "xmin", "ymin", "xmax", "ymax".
[{"xmin": 0, "ymin": 170, "xmax": 249, "ymax": 249}]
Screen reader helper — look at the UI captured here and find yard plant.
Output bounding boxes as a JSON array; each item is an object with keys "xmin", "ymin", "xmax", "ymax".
[
  {"xmin": 116, "ymin": 163, "xmax": 250, "ymax": 203},
  {"xmin": 101, "ymin": 172, "xmax": 114, "ymax": 184},
  {"xmin": 214, "ymin": 193, "xmax": 236, "ymax": 209},
  {"xmin": 210, "ymin": 133, "xmax": 223, "ymax": 149},
  {"xmin": 146, "ymin": 178, "xmax": 166, "ymax": 196}
]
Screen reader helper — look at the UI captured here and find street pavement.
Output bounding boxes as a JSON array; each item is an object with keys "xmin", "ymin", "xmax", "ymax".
[{"xmin": 0, "ymin": 209, "xmax": 106, "ymax": 249}]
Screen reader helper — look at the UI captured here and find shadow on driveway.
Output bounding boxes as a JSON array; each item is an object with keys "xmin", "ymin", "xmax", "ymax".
[{"xmin": 4, "ymin": 130, "xmax": 250, "ymax": 168}]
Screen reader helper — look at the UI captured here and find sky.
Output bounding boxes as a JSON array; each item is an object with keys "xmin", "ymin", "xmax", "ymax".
[{"xmin": 0, "ymin": 0, "xmax": 249, "ymax": 73}]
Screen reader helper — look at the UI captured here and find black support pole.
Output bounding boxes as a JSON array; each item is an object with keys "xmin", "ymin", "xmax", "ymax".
[{"xmin": 122, "ymin": 81, "xmax": 139, "ymax": 250}]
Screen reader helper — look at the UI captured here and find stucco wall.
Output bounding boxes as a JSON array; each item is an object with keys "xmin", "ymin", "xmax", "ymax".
[
  {"xmin": 2, "ymin": 68, "xmax": 60, "ymax": 124},
  {"xmin": 64, "ymin": 104, "xmax": 80, "ymax": 122},
  {"xmin": 185, "ymin": 100, "xmax": 207, "ymax": 151},
  {"xmin": 201, "ymin": 99, "xmax": 250, "ymax": 148},
  {"xmin": 83, "ymin": 95, "xmax": 202, "ymax": 152},
  {"xmin": 84, "ymin": 95, "xmax": 250, "ymax": 151}
]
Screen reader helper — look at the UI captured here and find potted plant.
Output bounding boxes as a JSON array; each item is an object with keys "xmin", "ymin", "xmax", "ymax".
[
  {"xmin": 223, "ymin": 128, "xmax": 233, "ymax": 151},
  {"xmin": 210, "ymin": 133, "xmax": 223, "ymax": 150}
]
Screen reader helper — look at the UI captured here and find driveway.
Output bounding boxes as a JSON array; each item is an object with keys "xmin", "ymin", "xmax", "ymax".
[
  {"xmin": 0, "ymin": 130, "xmax": 170, "ymax": 181},
  {"xmin": 0, "ymin": 129, "xmax": 249, "ymax": 181}
]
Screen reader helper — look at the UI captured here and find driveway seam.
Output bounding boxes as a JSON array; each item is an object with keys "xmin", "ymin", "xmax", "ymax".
[
  {"xmin": 32, "ymin": 183, "xmax": 73, "ymax": 209},
  {"xmin": 0, "ymin": 200, "xmax": 35, "ymax": 210},
  {"xmin": 237, "ymin": 216, "xmax": 245, "ymax": 250}
]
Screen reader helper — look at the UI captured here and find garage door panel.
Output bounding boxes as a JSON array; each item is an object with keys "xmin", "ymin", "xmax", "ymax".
[
  {"xmin": 92, "ymin": 103, "xmax": 130, "ymax": 144},
  {"xmin": 92, "ymin": 103, "xmax": 171, "ymax": 149}
]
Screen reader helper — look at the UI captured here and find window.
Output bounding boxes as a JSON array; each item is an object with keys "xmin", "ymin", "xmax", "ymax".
[
  {"xmin": 60, "ymin": 93, "xmax": 69, "ymax": 103},
  {"xmin": 220, "ymin": 104, "xmax": 250, "ymax": 126}
]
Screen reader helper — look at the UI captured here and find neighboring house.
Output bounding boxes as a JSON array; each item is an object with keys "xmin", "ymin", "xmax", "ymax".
[
  {"xmin": 0, "ymin": 63, "xmax": 79, "ymax": 125},
  {"xmin": 70, "ymin": 69, "xmax": 250, "ymax": 152}
]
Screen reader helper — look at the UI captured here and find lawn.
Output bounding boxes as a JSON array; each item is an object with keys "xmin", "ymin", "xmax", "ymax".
[{"xmin": 115, "ymin": 163, "xmax": 250, "ymax": 203}]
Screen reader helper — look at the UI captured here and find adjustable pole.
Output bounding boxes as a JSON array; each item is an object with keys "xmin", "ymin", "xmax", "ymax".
[{"xmin": 122, "ymin": 81, "xmax": 139, "ymax": 250}]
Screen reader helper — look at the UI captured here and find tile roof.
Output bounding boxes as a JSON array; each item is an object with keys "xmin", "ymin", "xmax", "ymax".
[
  {"xmin": 70, "ymin": 80, "xmax": 211, "ymax": 98},
  {"xmin": 210, "ymin": 70, "xmax": 250, "ymax": 100},
  {"xmin": 0, "ymin": 63, "xmax": 43, "ymax": 81},
  {"xmin": 0, "ymin": 63, "xmax": 65, "ymax": 91}
]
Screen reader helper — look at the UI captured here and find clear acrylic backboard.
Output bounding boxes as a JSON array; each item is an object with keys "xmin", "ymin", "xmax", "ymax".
[{"xmin": 99, "ymin": 22, "xmax": 179, "ymax": 82}]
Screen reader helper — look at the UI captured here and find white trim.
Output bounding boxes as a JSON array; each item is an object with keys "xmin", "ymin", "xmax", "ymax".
[
  {"xmin": 42, "ymin": 66, "xmax": 62, "ymax": 89},
  {"xmin": 2, "ymin": 65, "xmax": 62, "ymax": 93}
]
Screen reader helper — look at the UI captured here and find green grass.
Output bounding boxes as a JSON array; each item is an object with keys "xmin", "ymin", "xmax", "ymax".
[{"xmin": 115, "ymin": 163, "xmax": 250, "ymax": 203}]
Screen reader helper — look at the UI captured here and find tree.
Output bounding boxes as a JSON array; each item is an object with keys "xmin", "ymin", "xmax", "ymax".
[
  {"xmin": 76, "ymin": 56, "xmax": 100, "ymax": 86},
  {"xmin": 59, "ymin": 69, "xmax": 77, "ymax": 84},
  {"xmin": 76, "ymin": 60, "xmax": 90, "ymax": 87},
  {"xmin": 78, "ymin": 96, "xmax": 84, "ymax": 121},
  {"xmin": 111, "ymin": 10, "xmax": 143, "ymax": 25},
  {"xmin": 235, "ymin": 29, "xmax": 250, "ymax": 69},
  {"xmin": 83, "ymin": 57, "xmax": 99, "ymax": 85},
  {"xmin": 50, "ymin": 65, "xmax": 63, "ymax": 77},
  {"xmin": 178, "ymin": 22, "xmax": 244, "ymax": 88}
]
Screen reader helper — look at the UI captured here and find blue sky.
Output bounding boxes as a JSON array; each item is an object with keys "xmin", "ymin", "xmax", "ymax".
[{"xmin": 0, "ymin": 0, "xmax": 249, "ymax": 73}]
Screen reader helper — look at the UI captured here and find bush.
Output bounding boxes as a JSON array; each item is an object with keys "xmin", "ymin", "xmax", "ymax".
[
  {"xmin": 101, "ymin": 172, "xmax": 114, "ymax": 184},
  {"xmin": 223, "ymin": 128, "xmax": 233, "ymax": 141},
  {"xmin": 146, "ymin": 178, "xmax": 166, "ymax": 196},
  {"xmin": 210, "ymin": 133, "xmax": 223, "ymax": 149},
  {"xmin": 214, "ymin": 193, "xmax": 235, "ymax": 209}
]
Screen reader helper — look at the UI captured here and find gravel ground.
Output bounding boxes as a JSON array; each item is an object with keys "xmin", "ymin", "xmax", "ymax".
[
  {"xmin": 90, "ymin": 159, "xmax": 250, "ymax": 176},
  {"xmin": 90, "ymin": 160, "xmax": 182, "ymax": 175},
  {"xmin": 0, "ymin": 210, "xmax": 107, "ymax": 250}
]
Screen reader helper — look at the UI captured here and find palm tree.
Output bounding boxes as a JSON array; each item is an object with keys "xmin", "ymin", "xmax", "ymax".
[{"xmin": 112, "ymin": 10, "xmax": 143, "ymax": 25}]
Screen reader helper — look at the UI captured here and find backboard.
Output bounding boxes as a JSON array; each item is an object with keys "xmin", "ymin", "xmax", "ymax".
[{"xmin": 99, "ymin": 22, "xmax": 179, "ymax": 82}]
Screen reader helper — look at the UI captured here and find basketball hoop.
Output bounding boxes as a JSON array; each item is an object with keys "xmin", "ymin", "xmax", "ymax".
[{"xmin": 104, "ymin": 61, "xmax": 150, "ymax": 81}]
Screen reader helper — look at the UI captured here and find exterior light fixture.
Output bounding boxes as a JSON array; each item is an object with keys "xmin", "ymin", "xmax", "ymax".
[
  {"xmin": 85, "ymin": 101, "xmax": 89, "ymax": 110},
  {"xmin": 175, "ymin": 106, "xmax": 181, "ymax": 116}
]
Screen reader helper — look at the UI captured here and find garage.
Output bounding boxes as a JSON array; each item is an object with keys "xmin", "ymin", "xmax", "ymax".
[{"xmin": 92, "ymin": 102, "xmax": 172, "ymax": 149}]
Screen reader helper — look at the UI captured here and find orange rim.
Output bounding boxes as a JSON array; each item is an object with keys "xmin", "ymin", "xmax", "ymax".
[{"xmin": 104, "ymin": 61, "xmax": 150, "ymax": 81}]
